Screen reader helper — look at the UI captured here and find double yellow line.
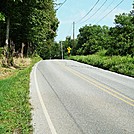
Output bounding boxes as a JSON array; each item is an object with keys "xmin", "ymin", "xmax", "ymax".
[{"xmin": 58, "ymin": 62, "xmax": 134, "ymax": 107}]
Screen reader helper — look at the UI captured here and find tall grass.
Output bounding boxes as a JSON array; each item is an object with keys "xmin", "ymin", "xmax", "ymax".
[
  {"xmin": 0, "ymin": 57, "xmax": 41, "ymax": 134},
  {"xmin": 69, "ymin": 54, "xmax": 134, "ymax": 77}
]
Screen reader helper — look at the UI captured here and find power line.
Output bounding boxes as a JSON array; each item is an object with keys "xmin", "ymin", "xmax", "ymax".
[
  {"xmin": 96, "ymin": 0, "xmax": 126, "ymax": 24},
  {"xmin": 81, "ymin": 0, "xmax": 108, "ymax": 23},
  {"xmin": 100, "ymin": 0, "xmax": 116, "ymax": 14},
  {"xmin": 92, "ymin": 0, "xmax": 116, "ymax": 23},
  {"xmin": 56, "ymin": 0, "xmax": 67, "ymax": 11},
  {"xmin": 76, "ymin": 0, "xmax": 100, "ymax": 24}
]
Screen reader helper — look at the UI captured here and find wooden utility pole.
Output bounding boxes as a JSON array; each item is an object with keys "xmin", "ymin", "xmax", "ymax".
[
  {"xmin": 72, "ymin": 22, "xmax": 75, "ymax": 54},
  {"xmin": 73, "ymin": 22, "xmax": 75, "ymax": 43},
  {"xmin": 61, "ymin": 41, "xmax": 63, "ymax": 59}
]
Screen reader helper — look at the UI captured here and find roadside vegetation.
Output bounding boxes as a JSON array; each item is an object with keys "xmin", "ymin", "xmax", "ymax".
[
  {"xmin": 57, "ymin": 2, "xmax": 134, "ymax": 77},
  {"xmin": 69, "ymin": 50, "xmax": 134, "ymax": 77},
  {"xmin": 0, "ymin": 56, "xmax": 41, "ymax": 134},
  {"xmin": 0, "ymin": 0, "xmax": 58, "ymax": 66},
  {"xmin": 0, "ymin": 1, "xmax": 58, "ymax": 133},
  {"xmin": 0, "ymin": 0, "xmax": 133, "ymax": 132},
  {"xmin": 0, "ymin": 57, "xmax": 31, "ymax": 79}
]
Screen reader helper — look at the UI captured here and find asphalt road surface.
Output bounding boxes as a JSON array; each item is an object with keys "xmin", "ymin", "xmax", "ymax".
[{"xmin": 30, "ymin": 60, "xmax": 134, "ymax": 134}]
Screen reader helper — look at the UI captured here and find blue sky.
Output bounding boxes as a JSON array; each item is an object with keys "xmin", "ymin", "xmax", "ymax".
[{"xmin": 55, "ymin": 0, "xmax": 133, "ymax": 42}]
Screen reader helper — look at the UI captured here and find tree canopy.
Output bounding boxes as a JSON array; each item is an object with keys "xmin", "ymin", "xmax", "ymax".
[
  {"xmin": 0, "ymin": 0, "xmax": 59, "ymax": 59},
  {"xmin": 61, "ymin": 2, "xmax": 134, "ymax": 57}
]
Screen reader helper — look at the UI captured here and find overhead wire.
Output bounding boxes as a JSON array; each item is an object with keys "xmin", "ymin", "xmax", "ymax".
[
  {"xmin": 56, "ymin": 0, "xmax": 67, "ymax": 11},
  {"xmin": 92, "ymin": 0, "xmax": 116, "ymax": 23},
  {"xmin": 96, "ymin": 0, "xmax": 126, "ymax": 24},
  {"xmin": 56, "ymin": 0, "xmax": 126, "ymax": 39},
  {"xmin": 81, "ymin": 0, "xmax": 108, "ymax": 24},
  {"xmin": 75, "ymin": 0, "xmax": 100, "ymax": 24}
]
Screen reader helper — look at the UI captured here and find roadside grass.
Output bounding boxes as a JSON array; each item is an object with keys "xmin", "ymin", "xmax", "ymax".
[
  {"xmin": 69, "ymin": 54, "xmax": 134, "ymax": 77},
  {"xmin": 0, "ymin": 56, "xmax": 41, "ymax": 134}
]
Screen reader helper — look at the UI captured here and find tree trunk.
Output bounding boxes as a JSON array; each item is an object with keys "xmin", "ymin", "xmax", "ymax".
[
  {"xmin": 20, "ymin": 43, "xmax": 25, "ymax": 58},
  {"xmin": 2, "ymin": 17, "xmax": 10, "ymax": 67},
  {"xmin": 5, "ymin": 17, "xmax": 10, "ymax": 48},
  {"xmin": 3, "ymin": 17, "xmax": 14, "ymax": 67}
]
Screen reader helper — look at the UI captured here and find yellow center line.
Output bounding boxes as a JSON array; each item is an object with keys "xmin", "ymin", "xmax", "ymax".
[
  {"xmin": 58, "ymin": 61, "xmax": 134, "ymax": 107},
  {"xmin": 77, "ymin": 71, "xmax": 134, "ymax": 103}
]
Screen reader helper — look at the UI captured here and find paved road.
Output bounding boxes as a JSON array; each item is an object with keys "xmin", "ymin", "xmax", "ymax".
[{"xmin": 30, "ymin": 60, "xmax": 134, "ymax": 134}]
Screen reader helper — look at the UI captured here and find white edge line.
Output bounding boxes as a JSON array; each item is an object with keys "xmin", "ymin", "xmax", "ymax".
[{"xmin": 34, "ymin": 61, "xmax": 57, "ymax": 134}]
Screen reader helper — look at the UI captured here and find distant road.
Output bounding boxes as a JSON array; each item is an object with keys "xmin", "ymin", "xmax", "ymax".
[{"xmin": 30, "ymin": 60, "xmax": 134, "ymax": 134}]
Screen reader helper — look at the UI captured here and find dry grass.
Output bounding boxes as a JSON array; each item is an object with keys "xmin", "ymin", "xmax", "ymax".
[
  {"xmin": 14, "ymin": 57, "xmax": 31, "ymax": 67},
  {"xmin": 0, "ymin": 58, "xmax": 31, "ymax": 80}
]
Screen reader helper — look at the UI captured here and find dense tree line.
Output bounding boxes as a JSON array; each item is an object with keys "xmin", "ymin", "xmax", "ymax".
[
  {"xmin": 0, "ymin": 0, "xmax": 59, "ymax": 65},
  {"xmin": 60, "ymin": 3, "xmax": 134, "ymax": 58}
]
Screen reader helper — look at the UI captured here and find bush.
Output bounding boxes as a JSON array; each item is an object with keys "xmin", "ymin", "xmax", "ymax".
[{"xmin": 69, "ymin": 54, "xmax": 134, "ymax": 77}]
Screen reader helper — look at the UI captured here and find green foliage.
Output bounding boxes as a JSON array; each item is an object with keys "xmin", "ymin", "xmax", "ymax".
[
  {"xmin": 64, "ymin": 3, "xmax": 134, "ymax": 57},
  {"xmin": 0, "ymin": 0, "xmax": 59, "ymax": 58},
  {"xmin": 76, "ymin": 25, "xmax": 109, "ymax": 55},
  {"xmin": 75, "ymin": 16, "xmax": 134, "ymax": 57},
  {"xmin": 0, "ymin": 13, "xmax": 5, "ymax": 21},
  {"xmin": 27, "ymin": 0, "xmax": 59, "ymax": 58},
  {"xmin": 107, "ymin": 13, "xmax": 134, "ymax": 56},
  {"xmin": 50, "ymin": 42, "xmax": 61, "ymax": 59},
  {"xmin": 0, "ymin": 57, "xmax": 41, "ymax": 133},
  {"xmin": 69, "ymin": 55, "xmax": 134, "ymax": 77},
  {"xmin": 56, "ymin": 36, "xmax": 78, "ymax": 58}
]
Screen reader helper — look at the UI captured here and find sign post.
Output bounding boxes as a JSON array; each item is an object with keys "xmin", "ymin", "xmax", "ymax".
[{"xmin": 67, "ymin": 47, "xmax": 71, "ymax": 57}]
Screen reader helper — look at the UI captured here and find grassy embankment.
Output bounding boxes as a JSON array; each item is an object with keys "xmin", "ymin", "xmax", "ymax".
[
  {"xmin": 0, "ymin": 54, "xmax": 41, "ymax": 134},
  {"xmin": 69, "ymin": 52, "xmax": 134, "ymax": 77}
]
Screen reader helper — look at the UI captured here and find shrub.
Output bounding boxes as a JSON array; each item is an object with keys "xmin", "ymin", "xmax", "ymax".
[{"xmin": 69, "ymin": 54, "xmax": 134, "ymax": 77}]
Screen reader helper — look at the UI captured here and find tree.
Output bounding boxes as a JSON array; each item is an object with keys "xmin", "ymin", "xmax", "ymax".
[
  {"xmin": 70, "ymin": 1, "xmax": 134, "ymax": 57},
  {"xmin": 24, "ymin": 0, "xmax": 59, "ymax": 59},
  {"xmin": 0, "ymin": 0, "xmax": 59, "ymax": 64},
  {"xmin": 0, "ymin": 0, "xmax": 24, "ymax": 66},
  {"xmin": 107, "ymin": 12, "xmax": 134, "ymax": 56},
  {"xmin": 76, "ymin": 25, "xmax": 109, "ymax": 55}
]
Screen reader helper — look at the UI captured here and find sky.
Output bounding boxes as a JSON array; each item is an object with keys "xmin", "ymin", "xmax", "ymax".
[{"xmin": 55, "ymin": 0, "xmax": 133, "ymax": 42}]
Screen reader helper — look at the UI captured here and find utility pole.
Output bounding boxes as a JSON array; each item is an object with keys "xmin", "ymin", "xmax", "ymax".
[
  {"xmin": 72, "ymin": 21, "xmax": 75, "ymax": 54},
  {"xmin": 73, "ymin": 22, "xmax": 75, "ymax": 43},
  {"xmin": 61, "ymin": 41, "xmax": 63, "ymax": 59}
]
